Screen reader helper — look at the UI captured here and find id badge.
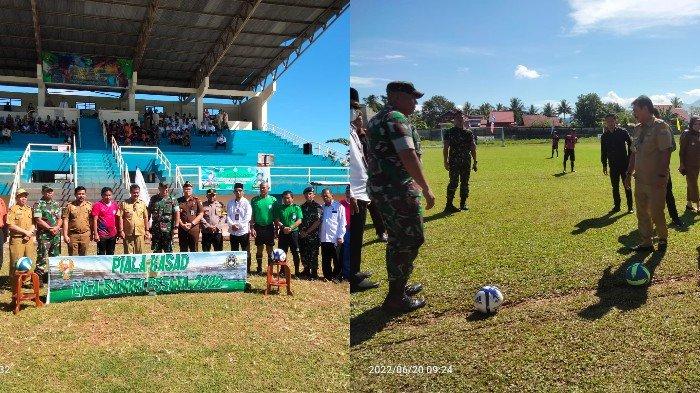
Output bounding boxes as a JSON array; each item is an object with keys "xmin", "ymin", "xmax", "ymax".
[
  {"xmin": 190, "ymin": 209, "xmax": 195, "ymax": 216},
  {"xmin": 235, "ymin": 214, "xmax": 240, "ymax": 220}
]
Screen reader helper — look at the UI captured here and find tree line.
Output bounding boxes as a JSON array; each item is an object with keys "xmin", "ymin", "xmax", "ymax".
[{"xmin": 363, "ymin": 93, "xmax": 687, "ymax": 130}]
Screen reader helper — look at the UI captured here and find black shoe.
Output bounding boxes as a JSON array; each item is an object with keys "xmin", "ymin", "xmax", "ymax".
[
  {"xmin": 355, "ymin": 271, "xmax": 372, "ymax": 280},
  {"xmin": 256, "ymin": 267, "xmax": 263, "ymax": 275},
  {"xmin": 404, "ymin": 283, "xmax": 423, "ymax": 296},
  {"xmin": 460, "ymin": 205, "xmax": 469, "ymax": 211},
  {"xmin": 383, "ymin": 295, "xmax": 426, "ymax": 313},
  {"xmin": 671, "ymin": 218, "xmax": 684, "ymax": 227},
  {"xmin": 609, "ymin": 206, "xmax": 621, "ymax": 213},
  {"xmin": 627, "ymin": 208, "xmax": 634, "ymax": 214},
  {"xmin": 657, "ymin": 240, "xmax": 668, "ymax": 250},
  {"xmin": 379, "ymin": 233, "xmax": 388, "ymax": 242},
  {"xmin": 443, "ymin": 205, "xmax": 460, "ymax": 213},
  {"xmin": 351, "ymin": 278, "xmax": 380, "ymax": 293},
  {"xmin": 629, "ymin": 244, "xmax": 654, "ymax": 252}
]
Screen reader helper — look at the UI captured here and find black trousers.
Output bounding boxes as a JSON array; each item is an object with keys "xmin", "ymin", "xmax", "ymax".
[
  {"xmin": 367, "ymin": 201, "xmax": 386, "ymax": 236},
  {"xmin": 96, "ymin": 236, "xmax": 117, "ymax": 255},
  {"xmin": 667, "ymin": 176, "xmax": 680, "ymax": 221},
  {"xmin": 446, "ymin": 163, "xmax": 470, "ymax": 205},
  {"xmin": 609, "ymin": 166, "xmax": 633, "ymax": 209},
  {"xmin": 202, "ymin": 231, "xmax": 223, "ymax": 251},
  {"xmin": 278, "ymin": 231, "xmax": 300, "ymax": 273},
  {"xmin": 321, "ymin": 242, "xmax": 341, "ymax": 279},
  {"xmin": 350, "ymin": 200, "xmax": 368, "ymax": 284},
  {"xmin": 230, "ymin": 234, "xmax": 251, "ymax": 271},
  {"xmin": 563, "ymin": 149, "xmax": 575, "ymax": 170}
]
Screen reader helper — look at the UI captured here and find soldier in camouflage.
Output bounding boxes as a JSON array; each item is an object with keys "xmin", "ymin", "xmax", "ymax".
[
  {"xmin": 365, "ymin": 81, "xmax": 435, "ymax": 313},
  {"xmin": 33, "ymin": 185, "xmax": 62, "ymax": 281},
  {"xmin": 299, "ymin": 186, "xmax": 323, "ymax": 279},
  {"xmin": 443, "ymin": 110, "xmax": 478, "ymax": 212},
  {"xmin": 148, "ymin": 182, "xmax": 180, "ymax": 253}
]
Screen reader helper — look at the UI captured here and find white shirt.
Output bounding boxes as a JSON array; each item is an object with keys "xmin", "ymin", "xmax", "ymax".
[
  {"xmin": 319, "ymin": 200, "xmax": 346, "ymax": 243},
  {"xmin": 349, "ymin": 124, "xmax": 370, "ymax": 201},
  {"xmin": 226, "ymin": 197, "xmax": 251, "ymax": 236}
]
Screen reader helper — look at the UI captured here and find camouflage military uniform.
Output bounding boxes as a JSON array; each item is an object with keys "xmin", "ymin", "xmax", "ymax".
[
  {"xmin": 444, "ymin": 126, "xmax": 475, "ymax": 208},
  {"xmin": 148, "ymin": 194, "xmax": 179, "ymax": 253},
  {"xmin": 365, "ymin": 105, "xmax": 425, "ymax": 285},
  {"xmin": 33, "ymin": 198, "xmax": 62, "ymax": 274},
  {"xmin": 299, "ymin": 200, "xmax": 323, "ymax": 276}
]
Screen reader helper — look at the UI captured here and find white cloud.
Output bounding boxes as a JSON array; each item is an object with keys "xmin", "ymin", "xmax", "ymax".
[
  {"xmin": 573, "ymin": 75, "xmax": 579, "ymax": 79},
  {"xmin": 602, "ymin": 91, "xmax": 634, "ymax": 106},
  {"xmin": 350, "ymin": 61, "xmax": 360, "ymax": 66},
  {"xmin": 457, "ymin": 67, "xmax": 470, "ymax": 73},
  {"xmin": 603, "ymin": 91, "xmax": 678, "ymax": 106},
  {"xmin": 384, "ymin": 54, "xmax": 405, "ymax": 60},
  {"xmin": 685, "ymin": 89, "xmax": 700, "ymax": 97},
  {"xmin": 350, "ymin": 76, "xmax": 391, "ymax": 88},
  {"xmin": 514, "ymin": 65, "xmax": 541, "ymax": 79},
  {"xmin": 682, "ymin": 74, "xmax": 699, "ymax": 80},
  {"xmin": 568, "ymin": 0, "xmax": 700, "ymax": 35}
]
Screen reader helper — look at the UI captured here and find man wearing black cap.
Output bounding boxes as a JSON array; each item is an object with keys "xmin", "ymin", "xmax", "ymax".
[
  {"xmin": 201, "ymin": 189, "xmax": 226, "ymax": 251},
  {"xmin": 227, "ymin": 183, "xmax": 252, "ymax": 271},
  {"xmin": 148, "ymin": 182, "xmax": 180, "ymax": 253},
  {"xmin": 601, "ymin": 113, "xmax": 633, "ymax": 213},
  {"xmin": 349, "ymin": 87, "xmax": 379, "ymax": 291},
  {"xmin": 365, "ymin": 81, "xmax": 435, "ymax": 312},
  {"xmin": 177, "ymin": 181, "xmax": 204, "ymax": 252},
  {"xmin": 33, "ymin": 185, "xmax": 62, "ymax": 281},
  {"xmin": 443, "ymin": 110, "xmax": 477, "ymax": 212},
  {"xmin": 299, "ymin": 187, "xmax": 323, "ymax": 279}
]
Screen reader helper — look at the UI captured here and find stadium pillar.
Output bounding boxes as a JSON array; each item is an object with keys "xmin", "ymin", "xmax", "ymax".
[
  {"xmin": 240, "ymin": 82, "xmax": 275, "ymax": 129},
  {"xmin": 128, "ymin": 71, "xmax": 137, "ymax": 111},
  {"xmin": 37, "ymin": 63, "xmax": 45, "ymax": 107},
  {"xmin": 196, "ymin": 77, "xmax": 209, "ymax": 124}
]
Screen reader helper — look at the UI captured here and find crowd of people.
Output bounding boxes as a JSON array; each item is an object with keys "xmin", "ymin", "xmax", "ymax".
[
  {"xmin": 1, "ymin": 113, "xmax": 77, "ymax": 144},
  {"xmin": 0, "ymin": 180, "xmax": 351, "ymax": 288}
]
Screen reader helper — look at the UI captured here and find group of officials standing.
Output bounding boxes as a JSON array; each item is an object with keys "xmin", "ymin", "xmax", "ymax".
[{"xmin": 0, "ymin": 179, "xmax": 349, "ymax": 287}]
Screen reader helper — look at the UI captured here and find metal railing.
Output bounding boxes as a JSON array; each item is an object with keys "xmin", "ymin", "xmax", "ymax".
[
  {"xmin": 72, "ymin": 134, "xmax": 78, "ymax": 186},
  {"xmin": 262, "ymin": 122, "xmax": 346, "ymax": 164},
  {"xmin": 6, "ymin": 143, "xmax": 71, "ymax": 206},
  {"xmin": 111, "ymin": 136, "xmax": 131, "ymax": 192},
  {"xmin": 118, "ymin": 145, "xmax": 172, "ymax": 178}
]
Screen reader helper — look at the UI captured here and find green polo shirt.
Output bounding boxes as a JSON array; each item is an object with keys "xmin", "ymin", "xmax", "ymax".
[
  {"xmin": 251, "ymin": 195, "xmax": 277, "ymax": 226},
  {"xmin": 275, "ymin": 203, "xmax": 303, "ymax": 231}
]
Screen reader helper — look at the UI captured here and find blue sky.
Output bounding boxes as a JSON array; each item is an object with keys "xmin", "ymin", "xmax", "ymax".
[
  {"xmin": 0, "ymin": 11, "xmax": 348, "ymax": 145},
  {"xmin": 351, "ymin": 0, "xmax": 700, "ymax": 111}
]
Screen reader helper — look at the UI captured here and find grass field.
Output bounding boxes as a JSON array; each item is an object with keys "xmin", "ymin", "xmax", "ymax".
[
  {"xmin": 351, "ymin": 138, "xmax": 700, "ymax": 391},
  {"xmin": 0, "ymin": 244, "xmax": 349, "ymax": 392}
]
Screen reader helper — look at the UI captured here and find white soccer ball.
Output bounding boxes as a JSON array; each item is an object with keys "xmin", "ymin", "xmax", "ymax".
[
  {"xmin": 272, "ymin": 248, "xmax": 286, "ymax": 262},
  {"xmin": 474, "ymin": 285, "xmax": 504, "ymax": 314}
]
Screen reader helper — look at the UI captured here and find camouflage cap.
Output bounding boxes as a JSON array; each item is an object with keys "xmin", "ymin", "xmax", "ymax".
[
  {"xmin": 182, "ymin": 181, "xmax": 193, "ymax": 189},
  {"xmin": 158, "ymin": 181, "xmax": 169, "ymax": 188},
  {"xmin": 386, "ymin": 81, "xmax": 424, "ymax": 98},
  {"xmin": 206, "ymin": 188, "xmax": 217, "ymax": 195},
  {"xmin": 41, "ymin": 185, "xmax": 53, "ymax": 192}
]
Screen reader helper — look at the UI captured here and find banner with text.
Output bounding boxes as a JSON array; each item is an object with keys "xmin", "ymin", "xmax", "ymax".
[
  {"xmin": 199, "ymin": 166, "xmax": 271, "ymax": 192},
  {"xmin": 47, "ymin": 251, "xmax": 247, "ymax": 303}
]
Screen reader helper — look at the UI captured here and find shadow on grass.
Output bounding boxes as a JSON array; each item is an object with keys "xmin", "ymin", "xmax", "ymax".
[
  {"xmin": 424, "ymin": 210, "xmax": 452, "ymax": 223},
  {"xmin": 351, "ymin": 305, "xmax": 396, "ymax": 347},
  {"xmin": 0, "ymin": 274, "xmax": 10, "ymax": 291},
  {"xmin": 572, "ymin": 212, "xmax": 626, "ymax": 235},
  {"xmin": 553, "ymin": 172, "xmax": 567, "ymax": 177},
  {"xmin": 466, "ymin": 310, "xmax": 495, "ymax": 321},
  {"xmin": 616, "ymin": 229, "xmax": 642, "ymax": 254},
  {"xmin": 579, "ymin": 248, "xmax": 665, "ymax": 320}
]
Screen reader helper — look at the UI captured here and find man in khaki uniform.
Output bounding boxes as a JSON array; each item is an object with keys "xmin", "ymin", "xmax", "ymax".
[
  {"xmin": 624, "ymin": 95, "xmax": 673, "ymax": 251},
  {"xmin": 62, "ymin": 186, "xmax": 93, "ymax": 256},
  {"xmin": 7, "ymin": 188, "xmax": 36, "ymax": 278},
  {"xmin": 117, "ymin": 184, "xmax": 150, "ymax": 254}
]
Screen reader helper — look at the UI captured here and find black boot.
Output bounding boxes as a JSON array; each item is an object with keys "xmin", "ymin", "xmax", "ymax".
[{"xmin": 383, "ymin": 279, "xmax": 426, "ymax": 313}]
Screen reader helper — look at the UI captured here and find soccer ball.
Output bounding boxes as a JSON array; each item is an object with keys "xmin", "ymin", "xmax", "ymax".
[
  {"xmin": 625, "ymin": 263, "xmax": 650, "ymax": 286},
  {"xmin": 272, "ymin": 249, "xmax": 286, "ymax": 262},
  {"xmin": 16, "ymin": 257, "xmax": 33, "ymax": 273},
  {"xmin": 474, "ymin": 285, "xmax": 504, "ymax": 314}
]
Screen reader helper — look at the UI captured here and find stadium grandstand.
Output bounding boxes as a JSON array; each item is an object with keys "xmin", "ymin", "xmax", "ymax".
[{"xmin": 0, "ymin": 0, "xmax": 349, "ymax": 207}]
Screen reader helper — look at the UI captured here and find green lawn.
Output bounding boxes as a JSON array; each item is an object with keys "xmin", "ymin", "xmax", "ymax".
[
  {"xmin": 351, "ymin": 139, "xmax": 700, "ymax": 391},
  {"xmin": 0, "ymin": 244, "xmax": 349, "ymax": 392}
]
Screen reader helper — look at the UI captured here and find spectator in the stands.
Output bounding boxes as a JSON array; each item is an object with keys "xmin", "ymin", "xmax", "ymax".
[
  {"xmin": 215, "ymin": 133, "xmax": 227, "ymax": 149},
  {"xmin": 182, "ymin": 130, "xmax": 191, "ymax": 148},
  {"xmin": 5, "ymin": 114, "xmax": 14, "ymax": 130},
  {"xmin": 1, "ymin": 123, "xmax": 10, "ymax": 143},
  {"xmin": 3, "ymin": 101, "xmax": 11, "ymax": 111}
]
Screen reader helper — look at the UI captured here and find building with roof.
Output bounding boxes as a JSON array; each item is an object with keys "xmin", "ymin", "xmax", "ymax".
[
  {"xmin": 522, "ymin": 114, "xmax": 561, "ymax": 127},
  {"xmin": 488, "ymin": 110, "xmax": 515, "ymax": 127}
]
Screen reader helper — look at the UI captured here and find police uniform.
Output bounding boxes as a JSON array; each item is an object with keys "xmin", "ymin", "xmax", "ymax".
[
  {"xmin": 177, "ymin": 195, "xmax": 203, "ymax": 252},
  {"xmin": 148, "ymin": 193, "xmax": 179, "ymax": 253},
  {"xmin": 201, "ymin": 197, "xmax": 226, "ymax": 251},
  {"xmin": 679, "ymin": 128, "xmax": 700, "ymax": 205},
  {"xmin": 444, "ymin": 124, "xmax": 476, "ymax": 210},
  {"xmin": 33, "ymin": 195, "xmax": 62, "ymax": 275},
  {"xmin": 63, "ymin": 200, "xmax": 92, "ymax": 256},
  {"xmin": 117, "ymin": 198, "xmax": 147, "ymax": 254},
  {"xmin": 300, "ymin": 198, "xmax": 323, "ymax": 278},
  {"xmin": 7, "ymin": 196, "xmax": 36, "ymax": 278},
  {"xmin": 631, "ymin": 117, "xmax": 673, "ymax": 246},
  {"xmin": 365, "ymin": 82, "xmax": 426, "ymax": 307}
]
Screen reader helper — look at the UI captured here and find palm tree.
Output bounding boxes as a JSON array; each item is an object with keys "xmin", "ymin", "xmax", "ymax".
[
  {"xmin": 509, "ymin": 97, "xmax": 525, "ymax": 125},
  {"xmin": 557, "ymin": 99, "xmax": 572, "ymax": 123},
  {"xmin": 671, "ymin": 97, "xmax": 683, "ymax": 108},
  {"xmin": 527, "ymin": 105, "xmax": 539, "ymax": 115},
  {"xmin": 478, "ymin": 102, "xmax": 493, "ymax": 117},
  {"xmin": 462, "ymin": 101, "xmax": 473, "ymax": 116},
  {"xmin": 495, "ymin": 103, "xmax": 506, "ymax": 111},
  {"xmin": 542, "ymin": 102, "xmax": 555, "ymax": 117},
  {"xmin": 363, "ymin": 95, "xmax": 382, "ymax": 112}
]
